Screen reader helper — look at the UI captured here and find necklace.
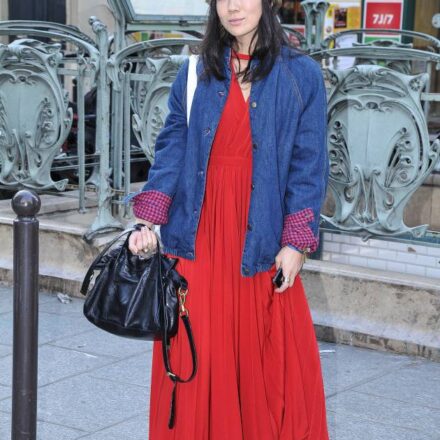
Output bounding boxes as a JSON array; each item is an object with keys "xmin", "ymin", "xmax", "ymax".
[
  {"xmin": 232, "ymin": 52, "xmax": 252, "ymax": 61},
  {"xmin": 231, "ymin": 50, "xmax": 252, "ymax": 77}
]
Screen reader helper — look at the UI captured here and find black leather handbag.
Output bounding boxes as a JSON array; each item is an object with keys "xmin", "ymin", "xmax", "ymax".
[{"xmin": 80, "ymin": 224, "xmax": 197, "ymax": 428}]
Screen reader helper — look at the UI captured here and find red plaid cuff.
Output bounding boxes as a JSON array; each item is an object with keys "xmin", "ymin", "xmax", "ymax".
[
  {"xmin": 131, "ymin": 190, "xmax": 172, "ymax": 225},
  {"xmin": 281, "ymin": 207, "xmax": 318, "ymax": 253}
]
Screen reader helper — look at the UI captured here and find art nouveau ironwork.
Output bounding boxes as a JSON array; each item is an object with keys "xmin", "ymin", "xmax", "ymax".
[
  {"xmin": 0, "ymin": 0, "xmax": 439, "ymax": 243},
  {"xmin": 323, "ymin": 65, "xmax": 439, "ymax": 238},
  {"xmin": 0, "ymin": 21, "xmax": 100, "ymax": 201}
]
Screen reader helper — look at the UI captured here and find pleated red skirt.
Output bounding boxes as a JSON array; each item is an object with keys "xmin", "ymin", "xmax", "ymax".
[{"xmin": 148, "ymin": 62, "xmax": 329, "ymax": 440}]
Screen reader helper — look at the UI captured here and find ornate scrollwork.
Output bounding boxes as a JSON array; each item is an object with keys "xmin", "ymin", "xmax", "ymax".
[
  {"xmin": 108, "ymin": 39, "xmax": 200, "ymax": 164},
  {"xmin": 0, "ymin": 39, "xmax": 72, "ymax": 190},
  {"xmin": 131, "ymin": 56, "xmax": 185, "ymax": 162},
  {"xmin": 323, "ymin": 65, "xmax": 440, "ymax": 238}
]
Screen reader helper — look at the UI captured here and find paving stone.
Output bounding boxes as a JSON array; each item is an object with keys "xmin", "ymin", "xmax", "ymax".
[
  {"xmin": 326, "ymin": 389, "xmax": 440, "ymax": 436},
  {"xmin": 0, "ymin": 311, "xmax": 96, "ymax": 346},
  {"xmin": 0, "ymin": 289, "xmax": 53, "ymax": 316},
  {"xmin": 1, "ymin": 286, "xmax": 440, "ymax": 440},
  {"xmin": 0, "ymin": 374, "xmax": 149, "ymax": 432},
  {"xmin": 0, "ymin": 344, "xmax": 11, "ymax": 359},
  {"xmin": 0, "ymin": 410, "xmax": 86, "ymax": 440},
  {"xmin": 38, "ymin": 294, "xmax": 86, "ymax": 317},
  {"xmin": 73, "ymin": 413, "xmax": 148, "ymax": 440},
  {"xmin": 318, "ymin": 341, "xmax": 417, "ymax": 396},
  {"xmin": 0, "ymin": 384, "xmax": 11, "ymax": 400},
  {"xmin": 89, "ymin": 352, "xmax": 152, "ymax": 389},
  {"xmin": 0, "ymin": 344, "xmax": 116, "ymax": 387},
  {"xmin": 327, "ymin": 410, "xmax": 434, "ymax": 440},
  {"xmin": 354, "ymin": 360, "xmax": 440, "ymax": 410},
  {"xmin": 49, "ymin": 328, "xmax": 152, "ymax": 359}
]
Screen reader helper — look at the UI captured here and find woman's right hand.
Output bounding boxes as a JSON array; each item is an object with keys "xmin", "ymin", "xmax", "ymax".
[{"xmin": 128, "ymin": 219, "xmax": 158, "ymax": 255}]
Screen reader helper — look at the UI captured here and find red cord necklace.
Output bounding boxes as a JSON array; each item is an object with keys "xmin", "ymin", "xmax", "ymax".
[{"xmin": 232, "ymin": 51, "xmax": 252, "ymax": 60}]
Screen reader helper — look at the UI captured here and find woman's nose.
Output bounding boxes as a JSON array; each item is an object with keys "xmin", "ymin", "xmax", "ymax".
[{"xmin": 227, "ymin": 0, "xmax": 240, "ymax": 12}]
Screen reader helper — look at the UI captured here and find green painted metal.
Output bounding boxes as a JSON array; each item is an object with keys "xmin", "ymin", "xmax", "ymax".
[
  {"xmin": 0, "ymin": 21, "xmax": 99, "ymax": 199},
  {"xmin": 301, "ymin": 0, "xmax": 330, "ymax": 51},
  {"xmin": 0, "ymin": 39, "xmax": 73, "ymax": 190},
  {"xmin": 109, "ymin": 41, "xmax": 199, "ymax": 154},
  {"xmin": 107, "ymin": 38, "xmax": 200, "ymax": 221},
  {"xmin": 322, "ymin": 65, "xmax": 439, "ymax": 238},
  {"xmin": 0, "ymin": 0, "xmax": 439, "ymax": 244},
  {"xmin": 107, "ymin": 0, "xmax": 126, "ymax": 52},
  {"xmin": 311, "ymin": 27, "xmax": 440, "ymax": 238},
  {"xmin": 86, "ymin": 17, "xmax": 122, "ymax": 240}
]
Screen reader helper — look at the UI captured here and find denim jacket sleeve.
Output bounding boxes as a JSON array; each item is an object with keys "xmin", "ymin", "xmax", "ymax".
[
  {"xmin": 122, "ymin": 59, "xmax": 189, "ymax": 224},
  {"xmin": 282, "ymin": 59, "xmax": 329, "ymax": 254}
]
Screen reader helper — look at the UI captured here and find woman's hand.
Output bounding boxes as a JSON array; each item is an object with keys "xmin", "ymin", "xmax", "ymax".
[
  {"xmin": 128, "ymin": 218, "xmax": 158, "ymax": 255},
  {"xmin": 274, "ymin": 246, "xmax": 306, "ymax": 293}
]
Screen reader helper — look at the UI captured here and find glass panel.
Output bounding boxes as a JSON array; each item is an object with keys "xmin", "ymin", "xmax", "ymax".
[{"xmin": 125, "ymin": 0, "xmax": 209, "ymax": 20}]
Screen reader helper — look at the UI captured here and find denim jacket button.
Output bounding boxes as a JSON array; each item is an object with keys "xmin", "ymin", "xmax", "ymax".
[
  {"xmin": 204, "ymin": 127, "xmax": 211, "ymax": 135},
  {"xmin": 251, "ymin": 183, "xmax": 255, "ymax": 190},
  {"xmin": 252, "ymin": 143, "xmax": 258, "ymax": 150},
  {"xmin": 247, "ymin": 223, "xmax": 253, "ymax": 231},
  {"xmin": 243, "ymin": 267, "xmax": 250, "ymax": 274},
  {"xmin": 251, "ymin": 101, "xmax": 257, "ymax": 109}
]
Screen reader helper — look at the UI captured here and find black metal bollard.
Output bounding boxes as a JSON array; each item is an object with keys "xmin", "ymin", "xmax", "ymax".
[{"xmin": 11, "ymin": 190, "xmax": 41, "ymax": 440}]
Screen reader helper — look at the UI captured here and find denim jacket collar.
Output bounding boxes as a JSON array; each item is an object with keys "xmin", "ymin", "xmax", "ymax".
[{"xmin": 221, "ymin": 45, "xmax": 262, "ymax": 79}]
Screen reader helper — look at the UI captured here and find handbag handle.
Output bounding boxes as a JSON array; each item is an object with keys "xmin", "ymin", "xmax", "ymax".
[{"xmin": 80, "ymin": 227, "xmax": 135, "ymax": 296}]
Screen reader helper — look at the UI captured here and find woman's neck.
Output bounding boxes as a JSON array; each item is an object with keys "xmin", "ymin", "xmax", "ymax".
[{"xmin": 233, "ymin": 31, "xmax": 257, "ymax": 55}]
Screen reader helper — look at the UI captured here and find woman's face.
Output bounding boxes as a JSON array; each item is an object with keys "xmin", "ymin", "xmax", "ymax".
[{"xmin": 216, "ymin": 0, "xmax": 263, "ymax": 46}]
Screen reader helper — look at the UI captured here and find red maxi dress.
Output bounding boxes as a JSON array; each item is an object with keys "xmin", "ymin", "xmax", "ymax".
[{"xmin": 148, "ymin": 56, "xmax": 329, "ymax": 440}]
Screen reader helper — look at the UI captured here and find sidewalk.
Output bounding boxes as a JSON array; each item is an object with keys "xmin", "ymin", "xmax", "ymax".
[{"xmin": 0, "ymin": 285, "xmax": 439, "ymax": 440}]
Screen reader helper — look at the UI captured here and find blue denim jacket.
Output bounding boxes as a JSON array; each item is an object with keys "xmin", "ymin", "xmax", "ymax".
[{"xmin": 124, "ymin": 45, "xmax": 329, "ymax": 277}]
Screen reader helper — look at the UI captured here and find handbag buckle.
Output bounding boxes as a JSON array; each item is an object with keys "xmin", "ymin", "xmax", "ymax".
[{"xmin": 178, "ymin": 287, "xmax": 189, "ymax": 317}]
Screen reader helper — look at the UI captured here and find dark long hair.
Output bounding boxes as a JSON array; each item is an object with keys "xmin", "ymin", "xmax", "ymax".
[{"xmin": 200, "ymin": 0, "xmax": 301, "ymax": 82}]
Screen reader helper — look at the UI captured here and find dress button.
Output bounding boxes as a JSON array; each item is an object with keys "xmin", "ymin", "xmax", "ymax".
[
  {"xmin": 247, "ymin": 223, "xmax": 253, "ymax": 231},
  {"xmin": 251, "ymin": 101, "xmax": 257, "ymax": 108}
]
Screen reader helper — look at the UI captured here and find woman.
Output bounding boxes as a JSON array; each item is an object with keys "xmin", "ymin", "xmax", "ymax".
[{"xmin": 125, "ymin": 0, "xmax": 329, "ymax": 438}]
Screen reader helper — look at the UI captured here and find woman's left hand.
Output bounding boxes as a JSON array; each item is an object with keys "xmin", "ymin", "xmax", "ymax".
[{"xmin": 274, "ymin": 246, "xmax": 305, "ymax": 293}]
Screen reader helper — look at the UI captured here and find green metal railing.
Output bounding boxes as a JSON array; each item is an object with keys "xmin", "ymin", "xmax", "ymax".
[{"xmin": 0, "ymin": 0, "xmax": 439, "ymax": 246}]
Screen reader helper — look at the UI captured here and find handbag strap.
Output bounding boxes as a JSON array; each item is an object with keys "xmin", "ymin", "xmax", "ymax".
[
  {"xmin": 186, "ymin": 54, "xmax": 198, "ymax": 126},
  {"xmin": 158, "ymin": 252, "xmax": 198, "ymax": 429}
]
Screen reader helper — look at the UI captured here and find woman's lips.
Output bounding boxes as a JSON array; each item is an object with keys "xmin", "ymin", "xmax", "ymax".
[{"xmin": 228, "ymin": 18, "xmax": 244, "ymax": 26}]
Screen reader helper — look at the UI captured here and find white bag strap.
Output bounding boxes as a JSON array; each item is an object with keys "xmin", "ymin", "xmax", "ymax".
[{"xmin": 187, "ymin": 54, "xmax": 199, "ymax": 126}]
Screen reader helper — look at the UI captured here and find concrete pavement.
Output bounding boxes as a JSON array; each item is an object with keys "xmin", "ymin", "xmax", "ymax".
[{"xmin": 0, "ymin": 285, "xmax": 439, "ymax": 439}]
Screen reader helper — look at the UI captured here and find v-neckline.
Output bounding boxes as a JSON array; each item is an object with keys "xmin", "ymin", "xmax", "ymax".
[{"xmin": 231, "ymin": 60, "xmax": 251, "ymax": 105}]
